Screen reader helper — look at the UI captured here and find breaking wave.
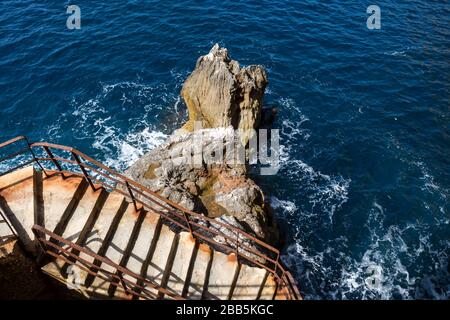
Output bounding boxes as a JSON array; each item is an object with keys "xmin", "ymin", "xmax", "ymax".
[
  {"xmin": 44, "ymin": 80, "xmax": 184, "ymax": 171},
  {"xmin": 281, "ymin": 200, "xmax": 449, "ymax": 300},
  {"xmin": 268, "ymin": 96, "xmax": 449, "ymax": 300}
]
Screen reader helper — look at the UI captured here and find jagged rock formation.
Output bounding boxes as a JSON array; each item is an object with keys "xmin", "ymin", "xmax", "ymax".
[
  {"xmin": 125, "ymin": 45, "xmax": 279, "ymax": 247},
  {"xmin": 125, "ymin": 127, "xmax": 279, "ymax": 245},
  {"xmin": 180, "ymin": 44, "xmax": 268, "ymax": 144}
]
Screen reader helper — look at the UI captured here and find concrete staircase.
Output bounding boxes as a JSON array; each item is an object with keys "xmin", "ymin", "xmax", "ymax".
[{"xmin": 0, "ymin": 166, "xmax": 285, "ymax": 300}]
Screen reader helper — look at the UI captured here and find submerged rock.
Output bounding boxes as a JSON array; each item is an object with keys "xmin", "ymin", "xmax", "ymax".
[{"xmin": 125, "ymin": 44, "xmax": 279, "ymax": 250}]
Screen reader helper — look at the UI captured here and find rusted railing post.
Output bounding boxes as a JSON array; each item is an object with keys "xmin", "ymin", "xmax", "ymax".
[
  {"xmin": 273, "ymin": 253, "xmax": 280, "ymax": 276},
  {"xmin": 71, "ymin": 152, "xmax": 96, "ymax": 191},
  {"xmin": 285, "ymin": 271, "xmax": 301, "ymax": 300},
  {"xmin": 118, "ymin": 271, "xmax": 131, "ymax": 297},
  {"xmin": 125, "ymin": 181, "xmax": 139, "ymax": 212},
  {"xmin": 275, "ymin": 272, "xmax": 284, "ymax": 300},
  {"xmin": 24, "ymin": 137, "xmax": 48, "ymax": 177},
  {"xmin": 43, "ymin": 146, "xmax": 65, "ymax": 178},
  {"xmin": 31, "ymin": 226, "xmax": 49, "ymax": 266},
  {"xmin": 0, "ymin": 136, "xmax": 301, "ymax": 299},
  {"xmin": 235, "ymin": 231, "xmax": 239, "ymax": 263},
  {"xmin": 0, "ymin": 209, "xmax": 16, "ymax": 238},
  {"xmin": 280, "ymin": 271, "xmax": 293, "ymax": 300},
  {"xmin": 183, "ymin": 211, "xmax": 193, "ymax": 235}
]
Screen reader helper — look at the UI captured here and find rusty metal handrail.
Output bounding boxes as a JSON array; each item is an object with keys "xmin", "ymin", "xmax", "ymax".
[
  {"xmin": 31, "ymin": 225, "xmax": 183, "ymax": 300},
  {"xmin": 0, "ymin": 135, "xmax": 301, "ymax": 300}
]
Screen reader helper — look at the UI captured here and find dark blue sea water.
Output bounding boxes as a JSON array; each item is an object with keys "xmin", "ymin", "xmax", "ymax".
[{"xmin": 1, "ymin": 1, "xmax": 449, "ymax": 299}]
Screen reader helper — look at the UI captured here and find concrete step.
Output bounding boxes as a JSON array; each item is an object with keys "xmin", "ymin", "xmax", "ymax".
[
  {"xmin": 204, "ymin": 251, "xmax": 239, "ymax": 300},
  {"xmin": 123, "ymin": 210, "xmax": 160, "ymax": 280},
  {"xmin": 274, "ymin": 281, "xmax": 289, "ymax": 300},
  {"xmin": 0, "ymin": 217, "xmax": 13, "ymax": 238},
  {"xmin": 41, "ymin": 258, "xmax": 87, "ymax": 297},
  {"xmin": 165, "ymin": 231, "xmax": 196, "ymax": 297},
  {"xmin": 184, "ymin": 242, "xmax": 212, "ymax": 299},
  {"xmin": 0, "ymin": 166, "xmax": 35, "ymax": 252},
  {"xmin": 60, "ymin": 184, "xmax": 105, "ymax": 244},
  {"xmin": 259, "ymin": 274, "xmax": 277, "ymax": 300},
  {"xmin": 232, "ymin": 264, "xmax": 267, "ymax": 300},
  {"xmin": 41, "ymin": 173, "xmax": 86, "ymax": 235},
  {"xmin": 79, "ymin": 192, "xmax": 126, "ymax": 264},
  {"xmin": 88, "ymin": 202, "xmax": 140, "ymax": 297},
  {"xmin": 0, "ymin": 237, "xmax": 16, "ymax": 258},
  {"xmin": 1, "ymin": 166, "xmax": 294, "ymax": 300},
  {"xmin": 41, "ymin": 258, "xmax": 121, "ymax": 299},
  {"xmin": 143, "ymin": 224, "xmax": 177, "ymax": 296}
]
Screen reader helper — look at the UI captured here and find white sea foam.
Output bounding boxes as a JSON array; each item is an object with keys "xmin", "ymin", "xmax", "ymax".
[
  {"xmin": 45, "ymin": 80, "xmax": 172, "ymax": 172},
  {"xmin": 40, "ymin": 80, "xmax": 448, "ymax": 300},
  {"xmin": 269, "ymin": 96, "xmax": 366, "ymax": 299},
  {"xmin": 390, "ymin": 51, "xmax": 407, "ymax": 57},
  {"xmin": 280, "ymin": 157, "xmax": 350, "ymax": 223},
  {"xmin": 277, "ymin": 126, "xmax": 449, "ymax": 299},
  {"xmin": 101, "ymin": 128, "xmax": 168, "ymax": 171},
  {"xmin": 270, "ymin": 196, "xmax": 298, "ymax": 218},
  {"xmin": 279, "ymin": 97, "xmax": 311, "ymax": 143},
  {"xmin": 383, "ymin": 46, "xmax": 417, "ymax": 57},
  {"xmin": 414, "ymin": 161, "xmax": 446, "ymax": 197},
  {"xmin": 275, "ymin": 99, "xmax": 350, "ymax": 223},
  {"xmin": 356, "ymin": 204, "xmax": 416, "ymax": 297}
]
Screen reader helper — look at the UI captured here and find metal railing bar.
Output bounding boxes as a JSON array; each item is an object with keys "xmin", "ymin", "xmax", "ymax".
[
  {"xmin": 125, "ymin": 181, "xmax": 139, "ymax": 211},
  {"xmin": 133, "ymin": 192, "xmax": 190, "ymax": 220},
  {"xmin": 130, "ymin": 188, "xmax": 187, "ymax": 217},
  {"xmin": 31, "ymin": 142, "xmax": 73, "ymax": 152},
  {"xmin": 187, "ymin": 219, "xmax": 278, "ymax": 265},
  {"xmin": 42, "ymin": 146, "xmax": 65, "ymax": 177},
  {"xmin": 35, "ymin": 142, "xmax": 280, "ymax": 253},
  {"xmin": 43, "ymin": 250, "xmax": 160, "ymax": 300},
  {"xmin": 0, "ymin": 209, "xmax": 17, "ymax": 237},
  {"xmin": 0, "ymin": 147, "xmax": 29, "ymax": 164},
  {"xmin": 34, "ymin": 142, "xmax": 281, "ymax": 254},
  {"xmin": 71, "ymin": 152, "xmax": 96, "ymax": 191},
  {"xmin": 0, "ymin": 159, "xmax": 35, "ymax": 177},
  {"xmin": 33, "ymin": 225, "xmax": 183, "ymax": 299},
  {"xmin": 0, "ymin": 235, "xmax": 17, "ymax": 241},
  {"xmin": 37, "ymin": 157, "xmax": 78, "ymax": 166},
  {"xmin": 284, "ymin": 271, "xmax": 301, "ymax": 299},
  {"xmin": 0, "ymin": 137, "xmax": 298, "ymax": 299},
  {"xmin": 66, "ymin": 160, "xmax": 122, "ymax": 185},
  {"xmin": 0, "ymin": 136, "xmax": 27, "ymax": 149},
  {"xmin": 190, "ymin": 229, "xmax": 277, "ymax": 273},
  {"xmin": 21, "ymin": 136, "xmax": 47, "ymax": 175}
]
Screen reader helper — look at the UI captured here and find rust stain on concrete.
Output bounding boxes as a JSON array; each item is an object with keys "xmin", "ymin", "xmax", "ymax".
[
  {"xmin": 44, "ymin": 176, "xmax": 81, "ymax": 191},
  {"xmin": 143, "ymin": 211, "xmax": 159, "ymax": 225},
  {"xmin": 227, "ymin": 252, "xmax": 237, "ymax": 263},
  {"xmin": 198, "ymin": 242, "xmax": 212, "ymax": 255}
]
